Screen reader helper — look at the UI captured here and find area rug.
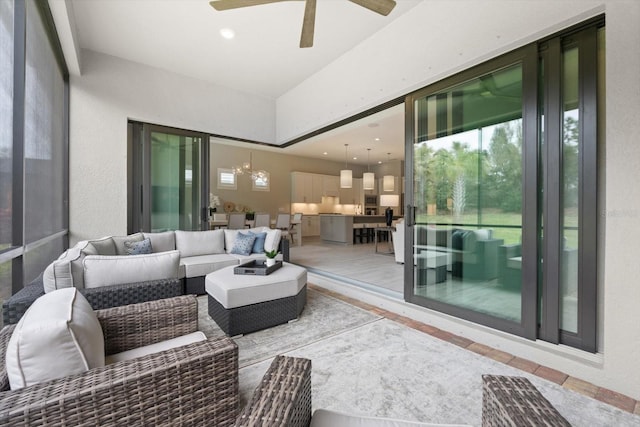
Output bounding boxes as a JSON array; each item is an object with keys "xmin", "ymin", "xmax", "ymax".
[
  {"xmin": 197, "ymin": 287, "xmax": 381, "ymax": 367},
  {"xmin": 235, "ymin": 318, "xmax": 640, "ymax": 427}
]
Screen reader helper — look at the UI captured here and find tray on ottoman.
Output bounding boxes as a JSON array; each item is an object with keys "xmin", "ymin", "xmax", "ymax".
[{"xmin": 234, "ymin": 260, "xmax": 282, "ymax": 275}]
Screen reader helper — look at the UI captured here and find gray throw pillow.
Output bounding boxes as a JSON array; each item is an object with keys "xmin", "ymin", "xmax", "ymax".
[{"xmin": 125, "ymin": 238, "xmax": 153, "ymax": 255}]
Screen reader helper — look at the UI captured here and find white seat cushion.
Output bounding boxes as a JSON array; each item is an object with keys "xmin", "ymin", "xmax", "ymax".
[
  {"xmin": 105, "ymin": 331, "xmax": 207, "ymax": 364},
  {"xmin": 310, "ymin": 409, "xmax": 471, "ymax": 427},
  {"xmin": 83, "ymin": 250, "xmax": 180, "ymax": 288},
  {"xmin": 6, "ymin": 288, "xmax": 105, "ymax": 390},
  {"xmin": 143, "ymin": 231, "xmax": 176, "ymax": 253},
  {"xmin": 180, "ymin": 254, "xmax": 239, "ymax": 278},
  {"xmin": 507, "ymin": 256, "xmax": 522, "ymax": 270},
  {"xmin": 205, "ymin": 263, "xmax": 306, "ymax": 309},
  {"xmin": 175, "ymin": 230, "xmax": 225, "ymax": 257}
]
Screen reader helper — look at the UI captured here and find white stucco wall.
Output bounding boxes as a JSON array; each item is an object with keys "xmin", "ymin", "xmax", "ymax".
[
  {"xmin": 69, "ymin": 50, "xmax": 275, "ymax": 242},
  {"xmin": 277, "ymin": 0, "xmax": 606, "ymax": 142},
  {"xmin": 276, "ymin": 0, "xmax": 640, "ymax": 401}
]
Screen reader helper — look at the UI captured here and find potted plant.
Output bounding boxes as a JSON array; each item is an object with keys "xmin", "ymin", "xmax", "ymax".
[{"xmin": 264, "ymin": 249, "xmax": 278, "ymax": 267}]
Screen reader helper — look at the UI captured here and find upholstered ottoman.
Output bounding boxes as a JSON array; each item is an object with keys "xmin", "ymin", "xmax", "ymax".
[
  {"xmin": 416, "ymin": 251, "xmax": 448, "ymax": 285},
  {"xmin": 205, "ymin": 262, "xmax": 307, "ymax": 336}
]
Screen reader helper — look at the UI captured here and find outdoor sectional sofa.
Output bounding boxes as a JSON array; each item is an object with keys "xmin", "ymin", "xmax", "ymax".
[
  {"xmin": 2, "ymin": 227, "xmax": 289, "ymax": 325},
  {"xmin": 393, "ymin": 223, "xmax": 503, "ymax": 281}
]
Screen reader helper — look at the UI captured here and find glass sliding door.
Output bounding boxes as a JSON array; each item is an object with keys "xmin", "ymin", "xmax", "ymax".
[
  {"xmin": 409, "ymin": 63, "xmax": 525, "ymax": 324},
  {"xmin": 150, "ymin": 130, "xmax": 202, "ymax": 231},
  {"xmin": 129, "ymin": 123, "xmax": 208, "ymax": 233},
  {"xmin": 404, "ymin": 21, "xmax": 601, "ymax": 351}
]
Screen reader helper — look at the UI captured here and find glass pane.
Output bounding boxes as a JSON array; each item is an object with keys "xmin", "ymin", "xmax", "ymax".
[
  {"xmin": 23, "ymin": 236, "xmax": 65, "ymax": 285},
  {"xmin": 0, "ymin": 0, "xmax": 13, "ymax": 251},
  {"xmin": 413, "ymin": 64, "xmax": 523, "ymax": 322},
  {"xmin": 150, "ymin": 132, "xmax": 202, "ymax": 231},
  {"xmin": 24, "ymin": 0, "xmax": 66, "ymax": 243},
  {"xmin": 0, "ymin": 260, "xmax": 12, "ymax": 328},
  {"xmin": 560, "ymin": 46, "xmax": 579, "ymax": 333}
]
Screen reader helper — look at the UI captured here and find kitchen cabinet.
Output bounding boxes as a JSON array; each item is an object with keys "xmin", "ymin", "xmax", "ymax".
[
  {"xmin": 323, "ymin": 175, "xmax": 339, "ymax": 197},
  {"xmin": 320, "ymin": 214, "xmax": 353, "ymax": 244},
  {"xmin": 291, "ymin": 172, "xmax": 322, "ymax": 203},
  {"xmin": 339, "ymin": 178, "xmax": 362, "ymax": 205},
  {"xmin": 301, "ymin": 215, "xmax": 320, "ymax": 236}
]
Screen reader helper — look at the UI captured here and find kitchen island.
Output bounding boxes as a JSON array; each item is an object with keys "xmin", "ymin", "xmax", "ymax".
[{"xmin": 319, "ymin": 214, "xmax": 394, "ymax": 245}]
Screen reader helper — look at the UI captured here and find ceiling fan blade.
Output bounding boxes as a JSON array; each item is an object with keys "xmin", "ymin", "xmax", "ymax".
[
  {"xmin": 299, "ymin": 0, "xmax": 316, "ymax": 48},
  {"xmin": 209, "ymin": 0, "xmax": 294, "ymax": 11},
  {"xmin": 348, "ymin": 0, "xmax": 396, "ymax": 16}
]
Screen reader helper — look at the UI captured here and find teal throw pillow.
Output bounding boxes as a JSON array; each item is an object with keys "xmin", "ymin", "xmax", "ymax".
[
  {"xmin": 249, "ymin": 231, "xmax": 267, "ymax": 254},
  {"xmin": 231, "ymin": 232, "xmax": 256, "ymax": 256},
  {"xmin": 125, "ymin": 238, "xmax": 153, "ymax": 255}
]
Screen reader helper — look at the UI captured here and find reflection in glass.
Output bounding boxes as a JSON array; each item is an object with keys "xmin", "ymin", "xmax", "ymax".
[
  {"xmin": 150, "ymin": 132, "xmax": 202, "ymax": 231},
  {"xmin": 560, "ymin": 47, "xmax": 579, "ymax": 333},
  {"xmin": 413, "ymin": 64, "xmax": 523, "ymax": 322},
  {"xmin": 0, "ymin": 260, "xmax": 11, "ymax": 328}
]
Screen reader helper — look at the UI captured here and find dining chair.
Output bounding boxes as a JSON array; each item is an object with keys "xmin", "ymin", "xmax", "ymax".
[
  {"xmin": 228, "ymin": 212, "xmax": 246, "ymax": 229},
  {"xmin": 210, "ymin": 213, "xmax": 228, "ymax": 229},
  {"xmin": 275, "ymin": 213, "xmax": 292, "ymax": 241},
  {"xmin": 290, "ymin": 213, "xmax": 303, "ymax": 246},
  {"xmin": 254, "ymin": 212, "xmax": 271, "ymax": 228}
]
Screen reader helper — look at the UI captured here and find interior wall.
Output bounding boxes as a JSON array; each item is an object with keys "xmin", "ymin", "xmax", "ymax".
[
  {"xmin": 210, "ymin": 140, "xmax": 366, "ymax": 217},
  {"xmin": 69, "ymin": 50, "xmax": 275, "ymax": 243}
]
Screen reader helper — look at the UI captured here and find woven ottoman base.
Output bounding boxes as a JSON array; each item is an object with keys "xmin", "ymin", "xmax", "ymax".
[{"xmin": 208, "ymin": 285, "xmax": 307, "ymax": 336}]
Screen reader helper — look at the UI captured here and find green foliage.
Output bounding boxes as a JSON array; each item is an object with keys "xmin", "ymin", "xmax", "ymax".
[{"xmin": 264, "ymin": 249, "xmax": 278, "ymax": 259}]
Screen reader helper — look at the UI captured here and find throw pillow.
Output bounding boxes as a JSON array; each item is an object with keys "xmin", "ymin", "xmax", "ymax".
[
  {"xmin": 112, "ymin": 233, "xmax": 144, "ymax": 255},
  {"xmin": 231, "ymin": 232, "xmax": 256, "ymax": 256},
  {"xmin": 125, "ymin": 238, "xmax": 153, "ymax": 255},
  {"xmin": 6, "ymin": 288, "xmax": 105, "ymax": 390},
  {"xmin": 249, "ymin": 231, "xmax": 267, "ymax": 253}
]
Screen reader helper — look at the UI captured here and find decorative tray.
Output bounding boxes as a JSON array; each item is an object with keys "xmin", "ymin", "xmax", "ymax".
[{"xmin": 234, "ymin": 260, "xmax": 282, "ymax": 276}]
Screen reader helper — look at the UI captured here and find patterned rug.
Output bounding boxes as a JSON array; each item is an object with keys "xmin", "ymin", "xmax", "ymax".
[
  {"xmin": 197, "ymin": 287, "xmax": 381, "ymax": 367},
  {"xmin": 198, "ymin": 288, "xmax": 640, "ymax": 426}
]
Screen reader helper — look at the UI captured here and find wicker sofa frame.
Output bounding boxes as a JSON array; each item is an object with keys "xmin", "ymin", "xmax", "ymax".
[
  {"xmin": 482, "ymin": 374, "xmax": 571, "ymax": 426},
  {"xmin": 0, "ymin": 296, "xmax": 241, "ymax": 426},
  {"xmin": 2, "ymin": 274, "xmax": 183, "ymax": 326},
  {"xmin": 0, "ymin": 297, "xmax": 569, "ymax": 426},
  {"xmin": 208, "ymin": 284, "xmax": 307, "ymax": 336}
]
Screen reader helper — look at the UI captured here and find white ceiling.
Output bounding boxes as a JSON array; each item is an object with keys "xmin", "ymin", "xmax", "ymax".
[{"xmin": 62, "ymin": 0, "xmax": 416, "ymax": 164}]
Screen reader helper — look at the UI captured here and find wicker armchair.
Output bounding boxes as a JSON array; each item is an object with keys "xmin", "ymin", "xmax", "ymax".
[
  {"xmin": 0, "ymin": 296, "xmax": 240, "ymax": 426},
  {"xmin": 2, "ymin": 273, "xmax": 183, "ymax": 326}
]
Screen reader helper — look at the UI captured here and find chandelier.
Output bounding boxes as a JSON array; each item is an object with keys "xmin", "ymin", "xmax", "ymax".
[{"xmin": 233, "ymin": 152, "xmax": 268, "ymax": 184}]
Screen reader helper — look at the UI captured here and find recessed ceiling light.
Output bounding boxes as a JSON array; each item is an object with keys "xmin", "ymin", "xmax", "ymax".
[
  {"xmin": 378, "ymin": 160, "xmax": 383, "ymax": 164},
  {"xmin": 353, "ymin": 156, "xmax": 357, "ymax": 160},
  {"xmin": 374, "ymin": 137, "xmax": 380, "ymax": 141},
  {"xmin": 323, "ymin": 152, "xmax": 328, "ymax": 155},
  {"xmin": 220, "ymin": 28, "xmax": 235, "ymax": 40}
]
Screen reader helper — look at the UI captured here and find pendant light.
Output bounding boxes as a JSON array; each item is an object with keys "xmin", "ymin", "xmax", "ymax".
[
  {"xmin": 383, "ymin": 152, "xmax": 394, "ymax": 192},
  {"xmin": 363, "ymin": 148, "xmax": 375, "ymax": 190},
  {"xmin": 340, "ymin": 144, "xmax": 352, "ymax": 188}
]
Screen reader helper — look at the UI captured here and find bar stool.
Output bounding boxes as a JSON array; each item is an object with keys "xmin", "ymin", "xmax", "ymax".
[{"xmin": 353, "ymin": 223, "xmax": 366, "ymax": 244}]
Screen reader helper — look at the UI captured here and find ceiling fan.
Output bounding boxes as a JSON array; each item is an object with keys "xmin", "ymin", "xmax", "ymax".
[{"xmin": 209, "ymin": 0, "xmax": 396, "ymax": 48}]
